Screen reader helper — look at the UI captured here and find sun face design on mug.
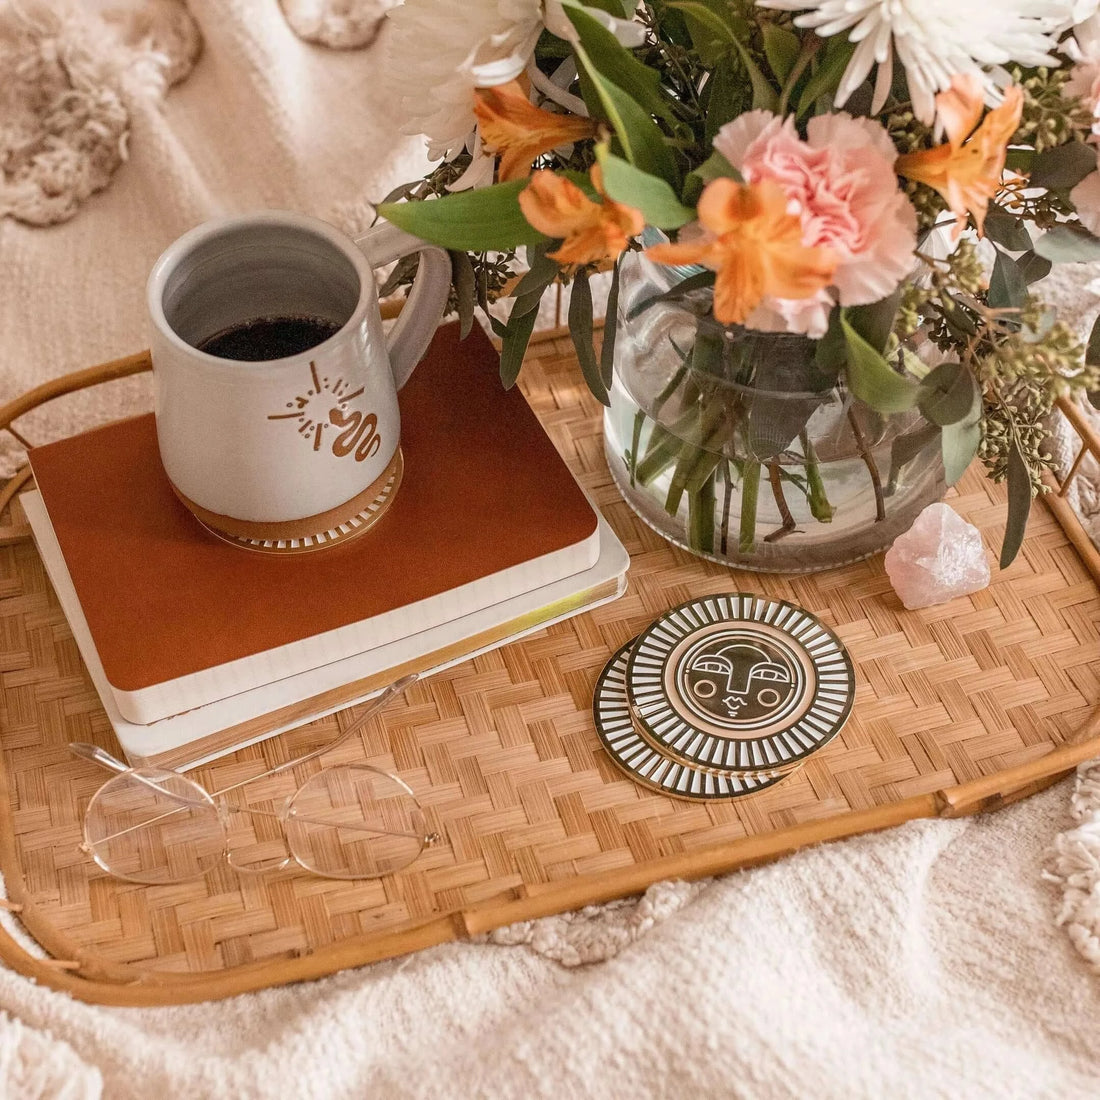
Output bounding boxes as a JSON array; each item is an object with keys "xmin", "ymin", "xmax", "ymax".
[
  {"xmin": 683, "ymin": 641, "xmax": 796, "ymax": 724},
  {"xmin": 268, "ymin": 361, "xmax": 381, "ymax": 461}
]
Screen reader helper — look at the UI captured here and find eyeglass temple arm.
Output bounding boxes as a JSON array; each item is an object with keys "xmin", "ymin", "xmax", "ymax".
[
  {"xmin": 222, "ymin": 802, "xmax": 429, "ymax": 842},
  {"xmin": 207, "ymin": 673, "xmax": 419, "ymax": 798},
  {"xmin": 69, "ymin": 673, "xmax": 418, "ymax": 799}
]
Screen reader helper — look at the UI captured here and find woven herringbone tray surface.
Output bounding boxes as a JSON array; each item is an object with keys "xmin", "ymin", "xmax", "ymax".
[{"xmin": 1, "ymin": 330, "xmax": 1098, "ymax": 1003}]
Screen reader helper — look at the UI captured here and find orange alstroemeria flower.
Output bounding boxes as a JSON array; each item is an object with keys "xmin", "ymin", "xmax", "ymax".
[
  {"xmin": 896, "ymin": 74, "xmax": 1024, "ymax": 239},
  {"xmin": 644, "ymin": 178, "xmax": 837, "ymax": 326},
  {"xmin": 518, "ymin": 166, "xmax": 644, "ymax": 266},
  {"xmin": 474, "ymin": 81, "xmax": 598, "ymax": 182}
]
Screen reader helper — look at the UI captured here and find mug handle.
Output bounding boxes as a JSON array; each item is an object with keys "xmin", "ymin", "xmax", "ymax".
[{"xmin": 354, "ymin": 222, "xmax": 451, "ymax": 389}]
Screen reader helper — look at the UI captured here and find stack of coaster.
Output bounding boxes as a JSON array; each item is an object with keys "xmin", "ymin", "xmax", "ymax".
[{"xmin": 593, "ymin": 593, "xmax": 856, "ymax": 802}]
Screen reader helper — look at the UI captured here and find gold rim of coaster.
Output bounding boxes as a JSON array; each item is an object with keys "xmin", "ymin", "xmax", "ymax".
[
  {"xmin": 593, "ymin": 639, "xmax": 786, "ymax": 803},
  {"xmin": 182, "ymin": 448, "xmax": 403, "ymax": 555},
  {"xmin": 625, "ymin": 593, "xmax": 855, "ymax": 775}
]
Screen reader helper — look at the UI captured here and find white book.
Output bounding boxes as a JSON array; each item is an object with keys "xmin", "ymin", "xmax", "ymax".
[{"xmin": 23, "ymin": 489, "xmax": 628, "ymax": 770}]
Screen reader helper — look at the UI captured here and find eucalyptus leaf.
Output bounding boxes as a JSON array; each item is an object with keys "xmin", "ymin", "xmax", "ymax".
[
  {"xmin": 499, "ymin": 293, "xmax": 541, "ymax": 388},
  {"xmin": 840, "ymin": 316, "xmax": 918, "ymax": 413},
  {"xmin": 918, "ymin": 361, "xmax": 981, "ymax": 427},
  {"xmin": 983, "ymin": 203, "xmax": 1032, "ymax": 252},
  {"xmin": 941, "ymin": 413, "xmax": 981, "ymax": 487},
  {"xmin": 1016, "ymin": 250, "xmax": 1052, "ymax": 285},
  {"xmin": 1088, "ymin": 312, "xmax": 1100, "ymax": 366},
  {"xmin": 378, "ymin": 182, "xmax": 546, "ymax": 251},
  {"xmin": 449, "ymin": 250, "xmax": 476, "ymax": 340},
  {"xmin": 847, "ymin": 290, "xmax": 901, "ymax": 353},
  {"xmin": 596, "ymin": 146, "xmax": 694, "ymax": 228},
  {"xmin": 568, "ymin": 268, "xmax": 610, "ymax": 405},
  {"xmin": 987, "ymin": 249, "xmax": 1027, "ymax": 309},
  {"xmin": 888, "ymin": 421, "xmax": 941, "ymax": 492},
  {"xmin": 1028, "ymin": 141, "xmax": 1097, "ymax": 190},
  {"xmin": 1000, "ymin": 440, "xmax": 1033, "ymax": 568},
  {"xmin": 1033, "ymin": 223, "xmax": 1100, "ymax": 263}
]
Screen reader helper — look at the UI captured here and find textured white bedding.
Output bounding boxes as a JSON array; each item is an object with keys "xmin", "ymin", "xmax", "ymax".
[{"xmin": 1, "ymin": 4, "xmax": 1100, "ymax": 1097}]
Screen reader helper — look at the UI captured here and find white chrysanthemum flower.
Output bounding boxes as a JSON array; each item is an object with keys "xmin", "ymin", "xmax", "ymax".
[
  {"xmin": 757, "ymin": 0, "xmax": 1073, "ymax": 122},
  {"xmin": 383, "ymin": 0, "xmax": 645, "ymax": 166},
  {"xmin": 383, "ymin": 0, "xmax": 543, "ymax": 162}
]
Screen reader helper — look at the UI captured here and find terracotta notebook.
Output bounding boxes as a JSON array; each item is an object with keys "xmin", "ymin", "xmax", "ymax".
[{"xmin": 28, "ymin": 323, "xmax": 602, "ymax": 724}]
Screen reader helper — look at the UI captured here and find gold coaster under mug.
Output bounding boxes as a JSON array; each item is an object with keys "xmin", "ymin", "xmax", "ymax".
[
  {"xmin": 187, "ymin": 448, "xmax": 403, "ymax": 555},
  {"xmin": 626, "ymin": 593, "xmax": 855, "ymax": 775},
  {"xmin": 593, "ymin": 640, "xmax": 783, "ymax": 802}
]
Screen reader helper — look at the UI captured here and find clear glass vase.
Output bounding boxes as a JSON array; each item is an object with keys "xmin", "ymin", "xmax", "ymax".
[{"xmin": 603, "ymin": 251, "xmax": 946, "ymax": 573}]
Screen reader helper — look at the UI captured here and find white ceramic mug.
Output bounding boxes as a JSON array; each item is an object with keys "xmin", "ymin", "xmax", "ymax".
[{"xmin": 147, "ymin": 211, "xmax": 450, "ymax": 550}]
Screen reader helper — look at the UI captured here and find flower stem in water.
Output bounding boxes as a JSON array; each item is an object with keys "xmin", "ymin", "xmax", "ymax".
[
  {"xmin": 800, "ymin": 430, "xmax": 834, "ymax": 522},
  {"xmin": 739, "ymin": 459, "xmax": 760, "ymax": 553}
]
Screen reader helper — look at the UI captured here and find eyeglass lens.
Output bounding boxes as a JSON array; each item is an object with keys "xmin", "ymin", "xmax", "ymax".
[
  {"xmin": 83, "ymin": 768, "xmax": 225, "ymax": 885},
  {"xmin": 283, "ymin": 765, "xmax": 426, "ymax": 879}
]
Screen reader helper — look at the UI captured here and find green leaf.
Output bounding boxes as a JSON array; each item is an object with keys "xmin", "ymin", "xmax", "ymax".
[
  {"xmin": 684, "ymin": 149, "xmax": 739, "ymax": 205},
  {"xmin": 918, "ymin": 361, "xmax": 980, "ymax": 427},
  {"xmin": 888, "ymin": 421, "xmax": 941, "ymax": 491},
  {"xmin": 666, "ymin": 0, "xmax": 737, "ymax": 66},
  {"xmin": 1000, "ymin": 440, "xmax": 1033, "ymax": 568},
  {"xmin": 626, "ymin": 268, "xmax": 715, "ymax": 320},
  {"xmin": 1016, "ymin": 250, "xmax": 1052, "ymax": 285},
  {"xmin": 499, "ymin": 292, "xmax": 541, "ymax": 388},
  {"xmin": 797, "ymin": 37, "xmax": 857, "ymax": 117},
  {"xmin": 666, "ymin": 2, "xmax": 778, "ymax": 111},
  {"xmin": 596, "ymin": 145, "xmax": 694, "ymax": 228},
  {"xmin": 703, "ymin": 61, "xmax": 747, "ymax": 144},
  {"xmin": 449, "ymin": 250, "xmax": 476, "ymax": 340},
  {"xmin": 378, "ymin": 182, "xmax": 546, "ymax": 251},
  {"xmin": 1005, "ymin": 148, "xmax": 1035, "ymax": 175},
  {"xmin": 987, "ymin": 249, "xmax": 1028, "ymax": 309},
  {"xmin": 568, "ymin": 268, "xmax": 610, "ymax": 405},
  {"xmin": 847, "ymin": 290, "xmax": 901, "ymax": 354},
  {"xmin": 569, "ymin": 38, "xmax": 680, "ymax": 183},
  {"xmin": 814, "ymin": 308, "xmax": 847, "ymax": 376},
  {"xmin": 600, "ymin": 258, "xmax": 621, "ymax": 390},
  {"xmin": 1088, "ymin": 312, "xmax": 1100, "ymax": 366},
  {"xmin": 512, "ymin": 242, "xmax": 560, "ymax": 299},
  {"xmin": 841, "ymin": 316, "xmax": 918, "ymax": 413},
  {"xmin": 983, "ymin": 203, "xmax": 1032, "ymax": 252},
  {"xmin": 560, "ymin": 3, "xmax": 678, "ymax": 127},
  {"xmin": 941, "ymin": 413, "xmax": 981, "ymax": 487},
  {"xmin": 1028, "ymin": 141, "xmax": 1097, "ymax": 190},
  {"xmin": 762, "ymin": 24, "xmax": 800, "ymax": 83},
  {"xmin": 1033, "ymin": 223, "xmax": 1100, "ymax": 263}
]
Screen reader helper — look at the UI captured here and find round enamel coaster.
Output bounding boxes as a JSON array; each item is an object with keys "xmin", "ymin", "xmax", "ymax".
[
  {"xmin": 593, "ymin": 641, "xmax": 783, "ymax": 802},
  {"xmin": 626, "ymin": 593, "xmax": 855, "ymax": 775}
]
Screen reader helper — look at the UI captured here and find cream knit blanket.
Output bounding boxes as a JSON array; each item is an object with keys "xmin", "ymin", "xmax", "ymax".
[{"xmin": 2, "ymin": 4, "xmax": 1100, "ymax": 1097}]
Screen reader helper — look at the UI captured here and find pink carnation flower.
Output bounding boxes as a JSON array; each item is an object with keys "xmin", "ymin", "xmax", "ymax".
[
  {"xmin": 1067, "ymin": 15, "xmax": 1100, "ymax": 144},
  {"xmin": 713, "ymin": 110, "xmax": 917, "ymax": 337}
]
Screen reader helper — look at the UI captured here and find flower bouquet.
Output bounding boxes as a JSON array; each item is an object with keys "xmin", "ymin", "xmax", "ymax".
[{"xmin": 378, "ymin": 0, "xmax": 1100, "ymax": 570}]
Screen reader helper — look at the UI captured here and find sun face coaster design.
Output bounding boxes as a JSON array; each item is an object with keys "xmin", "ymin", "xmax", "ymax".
[
  {"xmin": 626, "ymin": 593, "xmax": 855, "ymax": 775},
  {"xmin": 593, "ymin": 641, "xmax": 783, "ymax": 803}
]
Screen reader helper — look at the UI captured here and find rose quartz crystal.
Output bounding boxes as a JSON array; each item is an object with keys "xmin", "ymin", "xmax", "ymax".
[{"xmin": 884, "ymin": 503, "xmax": 991, "ymax": 610}]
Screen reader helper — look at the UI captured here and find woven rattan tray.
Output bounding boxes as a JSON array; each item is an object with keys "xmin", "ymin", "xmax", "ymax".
[{"xmin": 1, "ymin": 332, "xmax": 1099, "ymax": 1006}]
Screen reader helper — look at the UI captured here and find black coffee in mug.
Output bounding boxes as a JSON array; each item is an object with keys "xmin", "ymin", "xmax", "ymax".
[{"xmin": 197, "ymin": 314, "xmax": 341, "ymax": 361}]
